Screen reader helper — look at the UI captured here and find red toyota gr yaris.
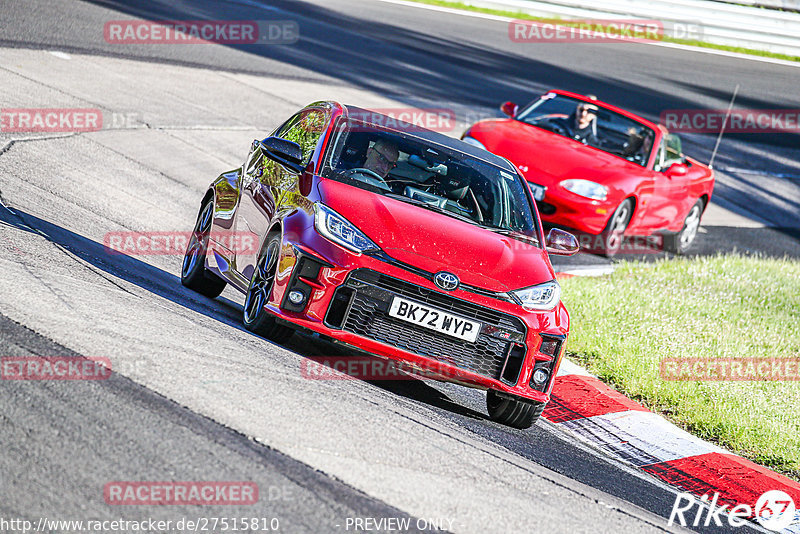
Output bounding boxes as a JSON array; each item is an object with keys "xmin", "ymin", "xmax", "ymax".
[
  {"xmin": 462, "ymin": 90, "xmax": 715, "ymax": 256},
  {"xmin": 182, "ymin": 102, "xmax": 579, "ymax": 429}
]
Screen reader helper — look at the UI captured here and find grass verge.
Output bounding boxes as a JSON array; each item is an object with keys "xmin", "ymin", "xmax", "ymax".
[
  {"xmin": 405, "ymin": 0, "xmax": 800, "ymax": 63},
  {"xmin": 559, "ymin": 254, "xmax": 800, "ymax": 480}
]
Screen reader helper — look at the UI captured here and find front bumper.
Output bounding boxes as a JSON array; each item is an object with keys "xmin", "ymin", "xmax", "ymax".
[{"xmin": 261, "ymin": 225, "xmax": 569, "ymax": 403}]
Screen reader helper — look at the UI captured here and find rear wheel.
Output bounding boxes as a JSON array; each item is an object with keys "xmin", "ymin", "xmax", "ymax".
[
  {"xmin": 598, "ymin": 199, "xmax": 633, "ymax": 258},
  {"xmin": 486, "ymin": 390, "xmax": 545, "ymax": 429},
  {"xmin": 181, "ymin": 200, "xmax": 227, "ymax": 298},
  {"xmin": 663, "ymin": 199, "xmax": 703, "ymax": 255},
  {"xmin": 243, "ymin": 232, "xmax": 294, "ymax": 343}
]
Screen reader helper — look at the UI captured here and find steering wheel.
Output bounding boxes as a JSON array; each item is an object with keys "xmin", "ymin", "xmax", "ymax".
[
  {"xmin": 345, "ymin": 167, "xmax": 390, "ymax": 190},
  {"xmin": 532, "ymin": 114, "xmax": 571, "ymax": 136}
]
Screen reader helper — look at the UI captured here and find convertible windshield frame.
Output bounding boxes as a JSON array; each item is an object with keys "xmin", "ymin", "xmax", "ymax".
[
  {"xmin": 515, "ymin": 93, "xmax": 657, "ymax": 167},
  {"xmin": 321, "ymin": 117, "xmax": 542, "ymax": 247}
]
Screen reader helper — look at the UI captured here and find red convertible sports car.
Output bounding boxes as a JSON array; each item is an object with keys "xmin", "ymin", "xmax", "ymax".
[
  {"xmin": 181, "ymin": 101, "xmax": 580, "ymax": 429},
  {"xmin": 462, "ymin": 90, "xmax": 715, "ymax": 255}
]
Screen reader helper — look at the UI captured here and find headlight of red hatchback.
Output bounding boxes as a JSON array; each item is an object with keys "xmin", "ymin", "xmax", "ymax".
[
  {"xmin": 511, "ymin": 280, "xmax": 561, "ymax": 311},
  {"xmin": 314, "ymin": 203, "xmax": 380, "ymax": 254}
]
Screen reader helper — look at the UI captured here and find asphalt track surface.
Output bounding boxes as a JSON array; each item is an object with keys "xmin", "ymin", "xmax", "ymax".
[{"xmin": 0, "ymin": 0, "xmax": 797, "ymax": 532}]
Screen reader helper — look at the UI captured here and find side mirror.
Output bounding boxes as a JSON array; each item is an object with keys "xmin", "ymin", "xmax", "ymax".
[
  {"xmin": 500, "ymin": 101, "xmax": 518, "ymax": 118},
  {"xmin": 545, "ymin": 228, "xmax": 579, "ymax": 256},
  {"xmin": 260, "ymin": 136, "xmax": 304, "ymax": 174},
  {"xmin": 664, "ymin": 162, "xmax": 688, "ymax": 177},
  {"xmin": 299, "ymin": 160, "xmax": 314, "ymax": 197}
]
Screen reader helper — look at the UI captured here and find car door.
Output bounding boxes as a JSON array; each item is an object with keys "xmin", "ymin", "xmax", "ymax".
[
  {"xmin": 648, "ymin": 134, "xmax": 692, "ymax": 229},
  {"xmin": 233, "ymin": 140, "xmax": 278, "ymax": 279},
  {"xmin": 234, "ymin": 108, "xmax": 328, "ymax": 280},
  {"xmin": 626, "ymin": 132, "xmax": 660, "ymax": 233}
]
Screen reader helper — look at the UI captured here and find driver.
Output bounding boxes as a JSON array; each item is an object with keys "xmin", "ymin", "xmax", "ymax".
[
  {"xmin": 362, "ymin": 139, "xmax": 399, "ymax": 179},
  {"xmin": 569, "ymin": 101, "xmax": 599, "ymax": 145}
]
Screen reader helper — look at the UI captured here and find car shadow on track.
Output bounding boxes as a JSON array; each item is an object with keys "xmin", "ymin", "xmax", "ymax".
[
  {"xmin": 0, "ymin": 206, "xmax": 247, "ymax": 329},
  {"xmin": 284, "ymin": 332, "xmax": 491, "ymax": 423},
  {"xmin": 2, "ymin": 207, "xmax": 490, "ymax": 424}
]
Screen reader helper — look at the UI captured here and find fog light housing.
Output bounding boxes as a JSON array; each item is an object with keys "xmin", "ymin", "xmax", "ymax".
[
  {"xmin": 287, "ymin": 290, "xmax": 305, "ymax": 305},
  {"xmin": 540, "ymin": 339, "xmax": 560, "ymax": 357},
  {"xmin": 532, "ymin": 368, "xmax": 549, "ymax": 386}
]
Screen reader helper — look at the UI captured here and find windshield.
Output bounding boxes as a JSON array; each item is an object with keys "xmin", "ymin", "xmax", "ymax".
[
  {"xmin": 516, "ymin": 93, "xmax": 656, "ymax": 166},
  {"xmin": 321, "ymin": 119, "xmax": 540, "ymax": 243}
]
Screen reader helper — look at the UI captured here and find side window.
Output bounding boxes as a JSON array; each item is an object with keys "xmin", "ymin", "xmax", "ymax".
[
  {"xmin": 654, "ymin": 140, "xmax": 667, "ymax": 172},
  {"xmin": 276, "ymin": 109, "xmax": 327, "ymax": 165},
  {"xmin": 656, "ymin": 134, "xmax": 684, "ymax": 172}
]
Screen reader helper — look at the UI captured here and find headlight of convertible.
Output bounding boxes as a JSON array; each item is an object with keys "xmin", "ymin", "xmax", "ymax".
[
  {"xmin": 314, "ymin": 203, "xmax": 379, "ymax": 254},
  {"xmin": 560, "ymin": 179, "xmax": 608, "ymax": 201},
  {"xmin": 512, "ymin": 280, "xmax": 561, "ymax": 311},
  {"xmin": 461, "ymin": 136, "xmax": 488, "ymax": 151}
]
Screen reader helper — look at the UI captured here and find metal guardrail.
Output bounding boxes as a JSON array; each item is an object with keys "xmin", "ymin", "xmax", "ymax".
[{"xmin": 463, "ymin": 0, "xmax": 800, "ymax": 57}]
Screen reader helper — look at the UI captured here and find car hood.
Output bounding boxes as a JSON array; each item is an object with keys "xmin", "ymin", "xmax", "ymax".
[
  {"xmin": 318, "ymin": 179, "xmax": 555, "ymax": 292},
  {"xmin": 469, "ymin": 119, "xmax": 638, "ymax": 185}
]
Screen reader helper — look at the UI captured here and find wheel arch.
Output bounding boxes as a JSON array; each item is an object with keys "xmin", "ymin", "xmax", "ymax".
[
  {"xmin": 625, "ymin": 194, "xmax": 638, "ymax": 219},
  {"xmin": 699, "ymin": 193, "xmax": 709, "ymax": 212},
  {"xmin": 201, "ymin": 188, "xmax": 214, "ymax": 208},
  {"xmin": 604, "ymin": 194, "xmax": 638, "ymax": 231},
  {"xmin": 259, "ymin": 221, "xmax": 285, "ymax": 255}
]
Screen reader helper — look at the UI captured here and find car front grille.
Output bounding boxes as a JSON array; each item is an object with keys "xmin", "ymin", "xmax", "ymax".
[{"xmin": 325, "ymin": 269, "xmax": 527, "ymax": 383}]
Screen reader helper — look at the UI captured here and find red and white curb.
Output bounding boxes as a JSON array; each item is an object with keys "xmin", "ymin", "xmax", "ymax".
[{"xmin": 547, "ymin": 359, "xmax": 800, "ymax": 532}]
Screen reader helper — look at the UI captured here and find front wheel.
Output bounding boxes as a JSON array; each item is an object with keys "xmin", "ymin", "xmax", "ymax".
[
  {"xmin": 663, "ymin": 200, "xmax": 704, "ymax": 255},
  {"xmin": 243, "ymin": 232, "xmax": 294, "ymax": 343},
  {"xmin": 181, "ymin": 200, "xmax": 227, "ymax": 298},
  {"xmin": 486, "ymin": 390, "xmax": 545, "ymax": 429}
]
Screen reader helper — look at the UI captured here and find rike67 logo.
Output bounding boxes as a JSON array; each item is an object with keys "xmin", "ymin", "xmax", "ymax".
[{"xmin": 668, "ymin": 490, "xmax": 797, "ymax": 531}]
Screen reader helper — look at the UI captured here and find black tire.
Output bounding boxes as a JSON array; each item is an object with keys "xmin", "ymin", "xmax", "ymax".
[
  {"xmin": 486, "ymin": 390, "xmax": 545, "ymax": 429},
  {"xmin": 181, "ymin": 200, "xmax": 227, "ymax": 298},
  {"xmin": 663, "ymin": 199, "xmax": 704, "ymax": 255},
  {"xmin": 242, "ymin": 232, "xmax": 294, "ymax": 343},
  {"xmin": 598, "ymin": 198, "xmax": 634, "ymax": 258}
]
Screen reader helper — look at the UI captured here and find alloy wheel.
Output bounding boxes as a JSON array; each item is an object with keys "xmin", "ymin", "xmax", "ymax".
[
  {"xmin": 182, "ymin": 201, "xmax": 213, "ymax": 278},
  {"xmin": 244, "ymin": 240, "xmax": 279, "ymax": 325}
]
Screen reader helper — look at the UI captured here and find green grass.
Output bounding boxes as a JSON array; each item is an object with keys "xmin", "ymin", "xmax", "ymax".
[
  {"xmin": 407, "ymin": 0, "xmax": 800, "ymax": 63},
  {"xmin": 559, "ymin": 254, "xmax": 800, "ymax": 480}
]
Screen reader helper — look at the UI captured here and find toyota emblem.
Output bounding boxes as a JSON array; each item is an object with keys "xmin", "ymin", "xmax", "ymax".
[{"xmin": 434, "ymin": 271, "xmax": 459, "ymax": 291}]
